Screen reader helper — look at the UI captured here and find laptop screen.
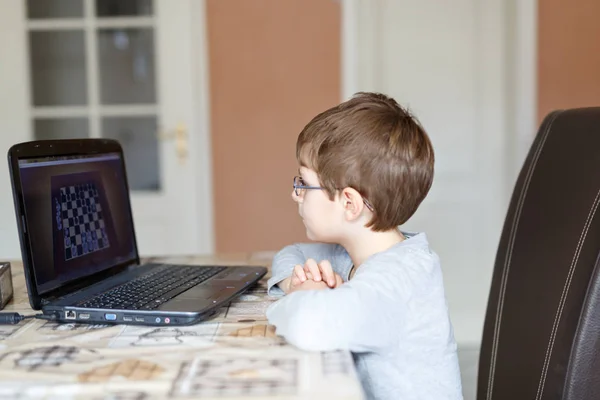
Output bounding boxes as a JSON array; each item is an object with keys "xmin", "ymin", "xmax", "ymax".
[{"xmin": 18, "ymin": 152, "xmax": 138, "ymax": 295}]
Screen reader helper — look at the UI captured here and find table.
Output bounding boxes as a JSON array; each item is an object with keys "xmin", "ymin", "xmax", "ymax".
[{"xmin": 0, "ymin": 254, "xmax": 364, "ymax": 399}]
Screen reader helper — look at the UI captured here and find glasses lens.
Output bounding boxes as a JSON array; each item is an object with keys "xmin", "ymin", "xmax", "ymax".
[{"xmin": 293, "ymin": 176, "xmax": 300, "ymax": 196}]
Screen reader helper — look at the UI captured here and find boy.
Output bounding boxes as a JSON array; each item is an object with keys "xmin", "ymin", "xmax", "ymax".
[{"xmin": 266, "ymin": 92, "xmax": 463, "ymax": 399}]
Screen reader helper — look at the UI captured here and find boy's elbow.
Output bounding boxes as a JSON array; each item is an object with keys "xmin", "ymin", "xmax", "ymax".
[{"xmin": 278, "ymin": 311, "xmax": 343, "ymax": 352}]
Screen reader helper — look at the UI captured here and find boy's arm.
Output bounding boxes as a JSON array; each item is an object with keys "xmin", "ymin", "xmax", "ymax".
[
  {"xmin": 266, "ymin": 243, "xmax": 351, "ymax": 296},
  {"xmin": 266, "ymin": 273, "xmax": 399, "ymax": 352}
]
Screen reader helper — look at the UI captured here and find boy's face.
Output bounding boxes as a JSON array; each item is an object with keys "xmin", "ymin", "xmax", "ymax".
[{"xmin": 292, "ymin": 167, "xmax": 343, "ymax": 242}]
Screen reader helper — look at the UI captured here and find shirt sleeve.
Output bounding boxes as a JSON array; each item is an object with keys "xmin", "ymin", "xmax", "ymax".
[
  {"xmin": 266, "ymin": 243, "xmax": 351, "ymax": 296},
  {"xmin": 266, "ymin": 269, "xmax": 400, "ymax": 352}
]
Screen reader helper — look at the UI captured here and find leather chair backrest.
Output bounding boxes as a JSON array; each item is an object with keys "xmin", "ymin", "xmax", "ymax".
[{"xmin": 478, "ymin": 108, "xmax": 600, "ymax": 400}]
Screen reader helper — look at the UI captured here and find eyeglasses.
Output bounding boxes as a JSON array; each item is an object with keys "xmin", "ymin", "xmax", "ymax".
[
  {"xmin": 293, "ymin": 176, "xmax": 323, "ymax": 196},
  {"xmin": 293, "ymin": 176, "xmax": 374, "ymax": 212}
]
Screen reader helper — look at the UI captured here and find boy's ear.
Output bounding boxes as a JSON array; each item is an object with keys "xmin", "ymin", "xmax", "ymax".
[{"xmin": 340, "ymin": 187, "xmax": 365, "ymax": 221}]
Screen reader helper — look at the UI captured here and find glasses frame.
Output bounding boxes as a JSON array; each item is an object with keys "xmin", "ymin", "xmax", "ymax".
[{"xmin": 292, "ymin": 176, "xmax": 374, "ymax": 212}]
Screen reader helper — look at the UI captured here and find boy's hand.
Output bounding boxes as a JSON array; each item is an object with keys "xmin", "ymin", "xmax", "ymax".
[
  {"xmin": 289, "ymin": 258, "xmax": 343, "ymax": 292},
  {"xmin": 288, "ymin": 278, "xmax": 331, "ymax": 293},
  {"xmin": 303, "ymin": 259, "xmax": 344, "ymax": 288}
]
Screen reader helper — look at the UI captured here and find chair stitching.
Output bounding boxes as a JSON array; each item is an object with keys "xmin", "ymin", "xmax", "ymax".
[
  {"xmin": 535, "ymin": 188, "xmax": 600, "ymax": 400},
  {"xmin": 486, "ymin": 112, "xmax": 560, "ymax": 400}
]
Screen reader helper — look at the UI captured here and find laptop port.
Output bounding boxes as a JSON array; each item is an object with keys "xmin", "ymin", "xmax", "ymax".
[
  {"xmin": 134, "ymin": 316, "xmax": 145, "ymax": 322},
  {"xmin": 65, "ymin": 310, "xmax": 76, "ymax": 320},
  {"xmin": 78, "ymin": 313, "xmax": 90, "ymax": 320},
  {"xmin": 104, "ymin": 313, "xmax": 117, "ymax": 321},
  {"xmin": 122, "ymin": 316, "xmax": 133, "ymax": 322}
]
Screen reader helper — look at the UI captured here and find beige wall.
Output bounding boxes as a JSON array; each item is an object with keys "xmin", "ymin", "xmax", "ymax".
[
  {"xmin": 538, "ymin": 0, "xmax": 600, "ymax": 123},
  {"xmin": 206, "ymin": 0, "xmax": 341, "ymax": 253}
]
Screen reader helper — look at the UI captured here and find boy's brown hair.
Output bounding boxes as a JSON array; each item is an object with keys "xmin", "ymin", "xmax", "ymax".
[{"xmin": 296, "ymin": 92, "xmax": 434, "ymax": 231}]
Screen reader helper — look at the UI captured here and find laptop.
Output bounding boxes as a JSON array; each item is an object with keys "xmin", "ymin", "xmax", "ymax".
[{"xmin": 8, "ymin": 139, "xmax": 267, "ymax": 326}]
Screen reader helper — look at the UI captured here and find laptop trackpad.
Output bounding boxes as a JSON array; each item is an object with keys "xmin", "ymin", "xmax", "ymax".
[
  {"xmin": 158, "ymin": 297, "xmax": 208, "ymax": 312},
  {"xmin": 177, "ymin": 284, "xmax": 216, "ymax": 300}
]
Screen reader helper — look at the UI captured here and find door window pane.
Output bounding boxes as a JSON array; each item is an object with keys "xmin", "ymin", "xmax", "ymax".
[
  {"xmin": 34, "ymin": 118, "xmax": 89, "ymax": 140},
  {"xmin": 96, "ymin": 0, "xmax": 153, "ymax": 17},
  {"xmin": 29, "ymin": 31, "xmax": 88, "ymax": 106},
  {"xmin": 97, "ymin": 29, "xmax": 156, "ymax": 105},
  {"xmin": 102, "ymin": 117, "xmax": 159, "ymax": 191},
  {"xmin": 27, "ymin": 0, "xmax": 84, "ymax": 19}
]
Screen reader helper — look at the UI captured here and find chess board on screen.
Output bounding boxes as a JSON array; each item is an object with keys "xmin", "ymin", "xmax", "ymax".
[{"xmin": 55, "ymin": 182, "xmax": 110, "ymax": 261}]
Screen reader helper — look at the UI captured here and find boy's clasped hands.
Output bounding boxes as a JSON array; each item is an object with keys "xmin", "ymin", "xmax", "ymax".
[{"xmin": 287, "ymin": 258, "xmax": 344, "ymax": 293}]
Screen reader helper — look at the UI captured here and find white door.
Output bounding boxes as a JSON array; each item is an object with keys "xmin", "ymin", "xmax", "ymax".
[
  {"xmin": 348, "ymin": 0, "xmax": 513, "ymax": 345},
  {"xmin": 0, "ymin": 0, "xmax": 213, "ymax": 259}
]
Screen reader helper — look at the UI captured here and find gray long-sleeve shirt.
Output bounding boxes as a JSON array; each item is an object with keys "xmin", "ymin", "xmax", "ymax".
[{"xmin": 266, "ymin": 233, "xmax": 463, "ymax": 400}]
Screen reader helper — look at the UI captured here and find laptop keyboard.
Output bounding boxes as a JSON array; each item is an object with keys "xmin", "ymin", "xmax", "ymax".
[{"xmin": 77, "ymin": 264, "xmax": 226, "ymax": 310}]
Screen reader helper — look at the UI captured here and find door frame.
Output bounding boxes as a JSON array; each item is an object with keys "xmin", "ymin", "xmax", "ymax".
[
  {"xmin": 191, "ymin": 0, "xmax": 214, "ymax": 255},
  {"xmin": 509, "ymin": 0, "xmax": 538, "ymax": 178}
]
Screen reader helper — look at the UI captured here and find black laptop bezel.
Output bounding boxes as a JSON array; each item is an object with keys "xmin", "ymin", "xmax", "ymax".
[{"xmin": 8, "ymin": 139, "xmax": 141, "ymax": 310}]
